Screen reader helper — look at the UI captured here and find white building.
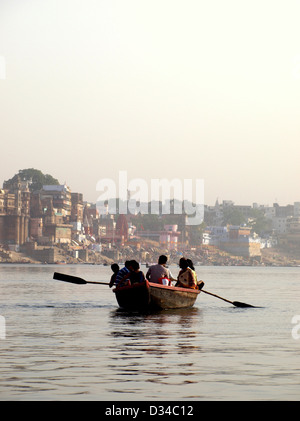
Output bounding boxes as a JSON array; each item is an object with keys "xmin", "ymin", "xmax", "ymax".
[
  {"xmin": 202, "ymin": 226, "xmax": 228, "ymax": 245},
  {"xmin": 272, "ymin": 217, "xmax": 288, "ymax": 234},
  {"xmin": 294, "ymin": 202, "xmax": 300, "ymax": 218}
]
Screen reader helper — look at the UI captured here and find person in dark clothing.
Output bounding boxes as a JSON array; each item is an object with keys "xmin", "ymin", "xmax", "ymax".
[
  {"xmin": 114, "ymin": 261, "xmax": 134, "ymax": 287},
  {"xmin": 120, "ymin": 260, "xmax": 145, "ymax": 285},
  {"xmin": 109, "ymin": 263, "xmax": 120, "ymax": 288},
  {"xmin": 128, "ymin": 260, "xmax": 145, "ymax": 284}
]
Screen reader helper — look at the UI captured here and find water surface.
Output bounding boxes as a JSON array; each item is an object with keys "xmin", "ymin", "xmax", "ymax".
[{"xmin": 0, "ymin": 264, "xmax": 299, "ymax": 400}]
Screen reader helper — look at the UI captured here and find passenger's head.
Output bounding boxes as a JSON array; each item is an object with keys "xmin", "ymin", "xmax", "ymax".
[
  {"xmin": 179, "ymin": 257, "xmax": 189, "ymax": 270},
  {"xmin": 131, "ymin": 260, "xmax": 140, "ymax": 271},
  {"xmin": 111, "ymin": 263, "xmax": 119, "ymax": 273},
  {"xmin": 158, "ymin": 255, "xmax": 168, "ymax": 265},
  {"xmin": 186, "ymin": 259, "xmax": 195, "ymax": 271},
  {"xmin": 124, "ymin": 260, "xmax": 133, "ymax": 269}
]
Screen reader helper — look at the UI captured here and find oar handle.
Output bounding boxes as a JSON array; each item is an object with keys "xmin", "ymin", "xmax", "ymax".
[
  {"xmin": 85, "ymin": 280, "xmax": 110, "ymax": 286},
  {"xmin": 201, "ymin": 288, "xmax": 255, "ymax": 308},
  {"xmin": 201, "ymin": 289, "xmax": 233, "ymax": 305}
]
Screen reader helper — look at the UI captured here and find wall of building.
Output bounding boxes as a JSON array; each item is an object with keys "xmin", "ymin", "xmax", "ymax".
[{"xmin": 220, "ymin": 241, "xmax": 261, "ymax": 257}]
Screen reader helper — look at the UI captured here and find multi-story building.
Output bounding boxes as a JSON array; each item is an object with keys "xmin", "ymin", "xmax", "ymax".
[
  {"xmin": 277, "ymin": 215, "xmax": 300, "ymax": 254},
  {"xmin": 71, "ymin": 193, "xmax": 83, "ymax": 222},
  {"xmin": 31, "ymin": 185, "xmax": 82, "ymax": 244},
  {"xmin": 40, "ymin": 184, "xmax": 72, "ymax": 219},
  {"xmin": 287, "ymin": 216, "xmax": 300, "ymax": 233},
  {"xmin": 202, "ymin": 225, "xmax": 261, "ymax": 257},
  {"xmin": 272, "ymin": 217, "xmax": 288, "ymax": 234},
  {"xmin": 159, "ymin": 225, "xmax": 180, "ymax": 250},
  {"xmin": 0, "ymin": 182, "xmax": 85, "ymax": 246},
  {"xmin": 202, "ymin": 226, "xmax": 228, "ymax": 245},
  {"xmin": 70, "ymin": 193, "xmax": 84, "ymax": 237},
  {"xmin": 294, "ymin": 202, "xmax": 300, "ymax": 218},
  {"xmin": 0, "ymin": 177, "xmax": 31, "ymax": 247}
]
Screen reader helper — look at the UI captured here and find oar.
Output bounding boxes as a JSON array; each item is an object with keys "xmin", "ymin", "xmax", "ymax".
[
  {"xmin": 200, "ymin": 288, "xmax": 256, "ymax": 308},
  {"xmin": 53, "ymin": 272, "xmax": 109, "ymax": 286}
]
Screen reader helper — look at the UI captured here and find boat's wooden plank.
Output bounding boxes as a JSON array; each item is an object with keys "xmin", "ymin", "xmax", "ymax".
[{"xmin": 149, "ymin": 282, "xmax": 199, "ymax": 309}]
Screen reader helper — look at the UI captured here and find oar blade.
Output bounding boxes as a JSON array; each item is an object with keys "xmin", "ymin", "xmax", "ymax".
[
  {"xmin": 53, "ymin": 272, "xmax": 87, "ymax": 285},
  {"xmin": 201, "ymin": 289, "xmax": 256, "ymax": 308},
  {"xmin": 232, "ymin": 301, "xmax": 255, "ymax": 308}
]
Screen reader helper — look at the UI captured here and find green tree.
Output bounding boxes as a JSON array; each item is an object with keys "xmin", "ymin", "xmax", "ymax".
[
  {"xmin": 222, "ymin": 207, "xmax": 246, "ymax": 226},
  {"xmin": 247, "ymin": 209, "xmax": 273, "ymax": 236},
  {"xmin": 6, "ymin": 168, "xmax": 60, "ymax": 192},
  {"xmin": 187, "ymin": 221, "xmax": 206, "ymax": 246}
]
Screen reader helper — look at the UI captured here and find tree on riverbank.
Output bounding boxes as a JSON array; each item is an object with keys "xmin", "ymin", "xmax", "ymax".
[{"xmin": 5, "ymin": 168, "xmax": 60, "ymax": 192}]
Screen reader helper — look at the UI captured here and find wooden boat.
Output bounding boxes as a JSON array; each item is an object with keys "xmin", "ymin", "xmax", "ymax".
[
  {"xmin": 113, "ymin": 280, "xmax": 200, "ymax": 311},
  {"xmin": 53, "ymin": 272, "xmax": 256, "ymax": 310}
]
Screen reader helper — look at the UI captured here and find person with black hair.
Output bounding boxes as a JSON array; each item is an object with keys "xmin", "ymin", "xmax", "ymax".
[
  {"xmin": 117, "ymin": 260, "xmax": 146, "ymax": 286},
  {"xmin": 186, "ymin": 259, "xmax": 195, "ymax": 271},
  {"xmin": 114, "ymin": 260, "xmax": 133, "ymax": 287},
  {"xmin": 146, "ymin": 255, "xmax": 176, "ymax": 285},
  {"xmin": 176, "ymin": 257, "xmax": 198, "ymax": 289},
  {"xmin": 186, "ymin": 258, "xmax": 204, "ymax": 290},
  {"xmin": 109, "ymin": 263, "xmax": 120, "ymax": 288},
  {"xmin": 128, "ymin": 260, "xmax": 146, "ymax": 284}
]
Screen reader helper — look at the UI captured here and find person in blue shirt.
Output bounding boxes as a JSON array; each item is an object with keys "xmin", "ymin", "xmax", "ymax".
[
  {"xmin": 113, "ymin": 260, "xmax": 145, "ymax": 287},
  {"xmin": 114, "ymin": 260, "xmax": 133, "ymax": 287}
]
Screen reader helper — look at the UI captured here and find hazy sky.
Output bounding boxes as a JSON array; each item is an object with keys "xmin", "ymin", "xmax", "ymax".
[{"xmin": 0, "ymin": 0, "xmax": 299, "ymax": 206}]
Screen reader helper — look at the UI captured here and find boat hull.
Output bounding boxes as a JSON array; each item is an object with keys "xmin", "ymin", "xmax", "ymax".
[
  {"xmin": 149, "ymin": 282, "xmax": 200, "ymax": 309},
  {"xmin": 113, "ymin": 281, "xmax": 151, "ymax": 311},
  {"xmin": 114, "ymin": 280, "xmax": 200, "ymax": 311}
]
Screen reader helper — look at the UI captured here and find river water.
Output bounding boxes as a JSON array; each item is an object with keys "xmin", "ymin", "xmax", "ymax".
[{"xmin": 0, "ymin": 263, "xmax": 299, "ymax": 401}]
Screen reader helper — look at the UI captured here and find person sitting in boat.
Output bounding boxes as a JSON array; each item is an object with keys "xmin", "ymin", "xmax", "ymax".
[
  {"xmin": 187, "ymin": 259, "xmax": 205, "ymax": 290},
  {"xmin": 114, "ymin": 260, "xmax": 133, "ymax": 288},
  {"xmin": 118, "ymin": 260, "xmax": 145, "ymax": 286},
  {"xmin": 128, "ymin": 260, "xmax": 146, "ymax": 284},
  {"xmin": 146, "ymin": 255, "xmax": 176, "ymax": 285},
  {"xmin": 109, "ymin": 263, "xmax": 120, "ymax": 288},
  {"xmin": 176, "ymin": 257, "xmax": 198, "ymax": 289}
]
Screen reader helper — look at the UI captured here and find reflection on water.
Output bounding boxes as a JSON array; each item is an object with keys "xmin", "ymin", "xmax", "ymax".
[
  {"xmin": 105, "ymin": 308, "xmax": 204, "ymax": 394},
  {"xmin": 109, "ymin": 307, "xmax": 202, "ymax": 348}
]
